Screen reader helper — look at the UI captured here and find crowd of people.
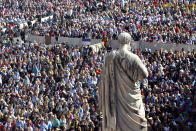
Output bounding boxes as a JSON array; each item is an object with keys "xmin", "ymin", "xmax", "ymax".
[
  {"xmin": 138, "ymin": 48, "xmax": 196, "ymax": 130},
  {"xmin": 0, "ymin": 0, "xmax": 195, "ymax": 131},
  {"xmin": 0, "ymin": 0, "xmax": 54, "ymax": 39},
  {"xmin": 0, "ymin": 0, "xmax": 196, "ymax": 44},
  {"xmin": 0, "ymin": 39, "xmax": 195, "ymax": 130},
  {"xmin": 0, "ymin": 40, "xmax": 104, "ymax": 131}
]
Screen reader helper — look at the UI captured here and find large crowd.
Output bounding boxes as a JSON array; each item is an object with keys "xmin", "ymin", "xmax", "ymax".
[
  {"xmin": 0, "ymin": 40, "xmax": 103, "ymax": 131},
  {"xmin": 0, "ymin": 39, "xmax": 195, "ymax": 131},
  {"xmin": 138, "ymin": 48, "xmax": 196, "ymax": 130},
  {"xmin": 0, "ymin": 0, "xmax": 195, "ymax": 131},
  {"xmin": 0, "ymin": 0, "xmax": 196, "ymax": 44}
]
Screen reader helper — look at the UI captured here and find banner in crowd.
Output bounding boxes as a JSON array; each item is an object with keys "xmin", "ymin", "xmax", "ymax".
[{"xmin": 82, "ymin": 39, "xmax": 91, "ymax": 45}]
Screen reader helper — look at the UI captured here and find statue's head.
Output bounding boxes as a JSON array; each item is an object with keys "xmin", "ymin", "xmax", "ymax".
[{"xmin": 118, "ymin": 32, "xmax": 132, "ymax": 45}]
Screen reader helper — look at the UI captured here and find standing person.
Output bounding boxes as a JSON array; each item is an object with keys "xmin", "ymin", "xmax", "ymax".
[
  {"xmin": 99, "ymin": 32, "xmax": 148, "ymax": 131},
  {"xmin": 9, "ymin": 29, "xmax": 14, "ymax": 43},
  {"xmin": 60, "ymin": 115, "xmax": 67, "ymax": 130},
  {"xmin": 52, "ymin": 115, "xmax": 60, "ymax": 130},
  {"xmin": 20, "ymin": 29, "xmax": 25, "ymax": 42},
  {"xmin": 102, "ymin": 33, "xmax": 109, "ymax": 49},
  {"xmin": 45, "ymin": 118, "xmax": 52, "ymax": 131},
  {"xmin": 40, "ymin": 119, "xmax": 48, "ymax": 131},
  {"xmin": 5, "ymin": 118, "xmax": 12, "ymax": 131}
]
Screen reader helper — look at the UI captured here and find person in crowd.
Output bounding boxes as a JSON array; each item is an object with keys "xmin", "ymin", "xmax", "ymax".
[{"xmin": 0, "ymin": 0, "xmax": 195, "ymax": 44}]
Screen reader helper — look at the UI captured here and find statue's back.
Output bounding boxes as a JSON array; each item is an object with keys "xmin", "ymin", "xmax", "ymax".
[
  {"xmin": 100, "ymin": 49, "xmax": 148, "ymax": 131},
  {"xmin": 99, "ymin": 32, "xmax": 148, "ymax": 131}
]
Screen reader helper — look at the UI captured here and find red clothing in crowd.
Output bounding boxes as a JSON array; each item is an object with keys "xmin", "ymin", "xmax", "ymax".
[{"xmin": 0, "ymin": 124, "xmax": 4, "ymax": 131}]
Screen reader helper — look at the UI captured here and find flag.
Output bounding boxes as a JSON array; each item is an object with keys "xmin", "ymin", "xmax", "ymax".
[{"xmin": 82, "ymin": 39, "xmax": 91, "ymax": 45}]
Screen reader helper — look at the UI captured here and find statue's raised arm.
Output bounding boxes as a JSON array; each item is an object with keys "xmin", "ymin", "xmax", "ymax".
[{"xmin": 99, "ymin": 32, "xmax": 148, "ymax": 131}]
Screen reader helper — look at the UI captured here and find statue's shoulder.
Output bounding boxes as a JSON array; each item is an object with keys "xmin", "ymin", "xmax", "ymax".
[
  {"xmin": 126, "ymin": 51, "xmax": 139, "ymax": 59},
  {"xmin": 118, "ymin": 50, "xmax": 141, "ymax": 63},
  {"xmin": 105, "ymin": 50, "xmax": 117, "ymax": 58},
  {"xmin": 104, "ymin": 50, "xmax": 117, "ymax": 63},
  {"xmin": 126, "ymin": 52, "xmax": 143, "ymax": 65}
]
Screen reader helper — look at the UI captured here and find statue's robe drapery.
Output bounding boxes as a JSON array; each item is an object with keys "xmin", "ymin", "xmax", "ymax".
[{"xmin": 99, "ymin": 49, "xmax": 148, "ymax": 131}]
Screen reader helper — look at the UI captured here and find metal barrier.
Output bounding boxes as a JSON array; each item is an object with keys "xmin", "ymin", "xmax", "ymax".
[{"xmin": 25, "ymin": 35, "xmax": 196, "ymax": 52}]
